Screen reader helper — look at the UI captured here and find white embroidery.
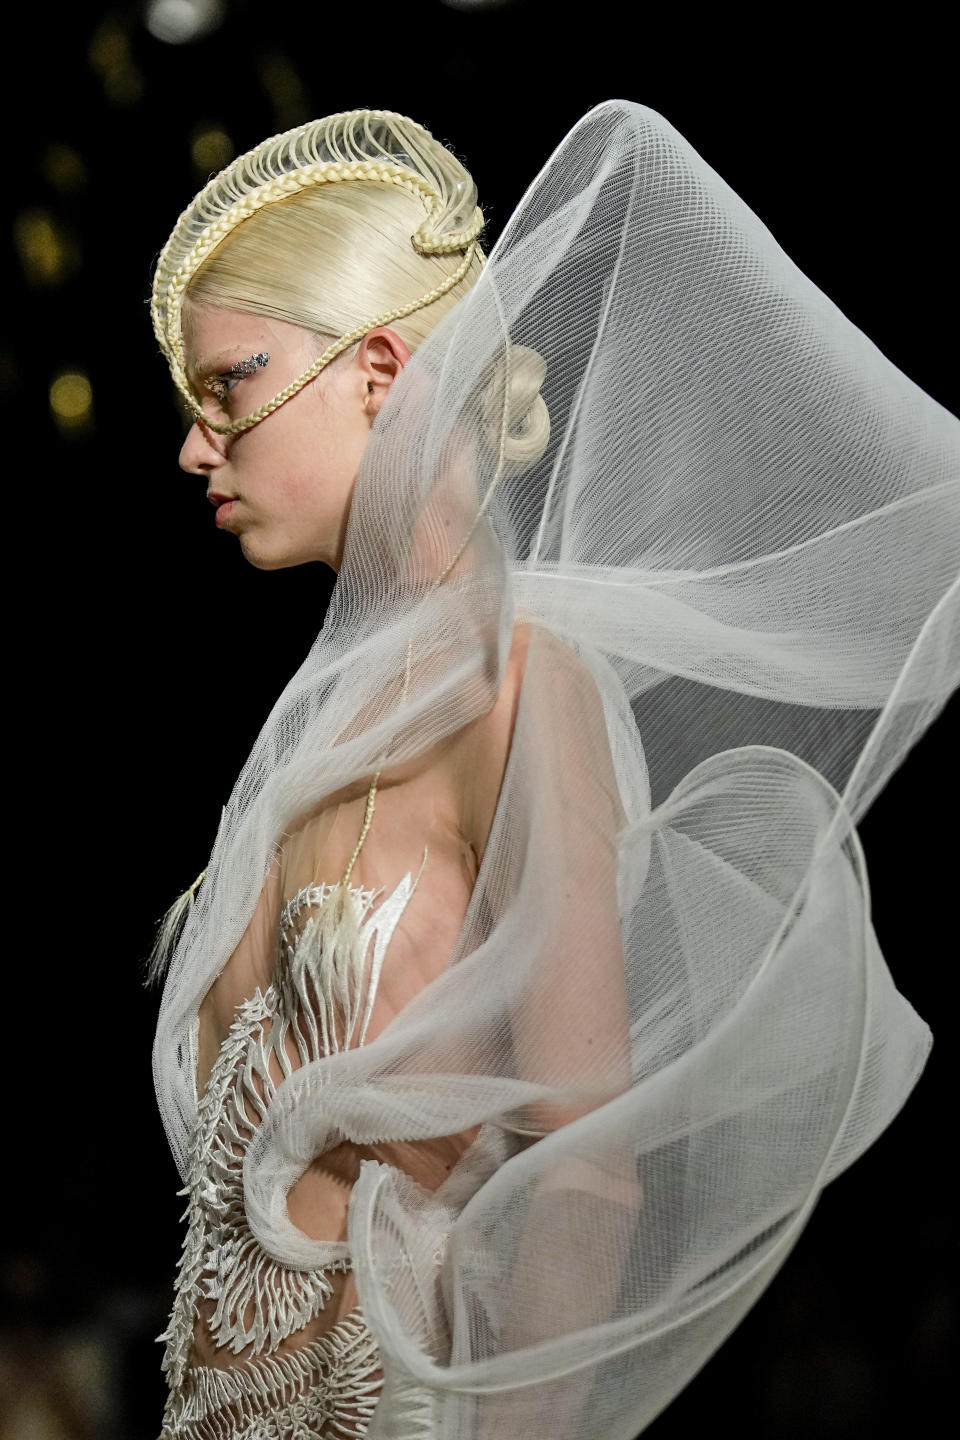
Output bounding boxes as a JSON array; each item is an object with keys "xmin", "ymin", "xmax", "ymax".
[
  {"xmin": 159, "ymin": 1314, "xmax": 383, "ymax": 1440},
  {"xmin": 158, "ymin": 864, "xmax": 424, "ymax": 1438}
]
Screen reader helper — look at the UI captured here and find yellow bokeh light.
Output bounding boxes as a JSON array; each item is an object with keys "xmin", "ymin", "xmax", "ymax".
[
  {"xmin": 14, "ymin": 209, "xmax": 80, "ymax": 287},
  {"xmin": 42, "ymin": 143, "xmax": 88, "ymax": 194},
  {"xmin": 259, "ymin": 54, "xmax": 309, "ymax": 129},
  {"xmin": 88, "ymin": 18, "xmax": 144, "ymax": 106},
  {"xmin": 191, "ymin": 125, "xmax": 234, "ymax": 175},
  {"xmin": 88, "ymin": 18, "xmax": 129, "ymax": 74},
  {"xmin": 50, "ymin": 371, "xmax": 94, "ymax": 432},
  {"xmin": 104, "ymin": 64, "xmax": 145, "ymax": 105}
]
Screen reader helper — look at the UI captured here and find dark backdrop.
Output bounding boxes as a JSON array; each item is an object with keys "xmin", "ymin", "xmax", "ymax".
[{"xmin": 6, "ymin": 4, "xmax": 955, "ymax": 1435}]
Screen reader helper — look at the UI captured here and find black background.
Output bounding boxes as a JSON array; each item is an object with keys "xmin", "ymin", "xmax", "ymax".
[{"xmin": 6, "ymin": 3, "xmax": 956, "ymax": 1435}]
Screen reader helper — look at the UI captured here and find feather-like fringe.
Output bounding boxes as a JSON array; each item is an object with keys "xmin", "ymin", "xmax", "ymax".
[
  {"xmin": 144, "ymin": 868, "xmax": 207, "ymax": 990},
  {"xmin": 278, "ymin": 880, "xmax": 381, "ymax": 1056}
]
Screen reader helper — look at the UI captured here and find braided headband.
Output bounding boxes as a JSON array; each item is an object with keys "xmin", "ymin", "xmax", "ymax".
[{"xmin": 152, "ymin": 152, "xmax": 485, "ymax": 437}]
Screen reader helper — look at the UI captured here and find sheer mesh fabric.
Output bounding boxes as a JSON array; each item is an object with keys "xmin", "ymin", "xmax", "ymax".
[{"xmin": 152, "ymin": 102, "xmax": 959, "ymax": 1437}]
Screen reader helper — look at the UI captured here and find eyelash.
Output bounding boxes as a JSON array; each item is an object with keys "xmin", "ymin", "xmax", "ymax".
[
  {"xmin": 207, "ymin": 374, "xmax": 239, "ymax": 401},
  {"xmin": 206, "ymin": 352, "xmax": 270, "ymax": 402}
]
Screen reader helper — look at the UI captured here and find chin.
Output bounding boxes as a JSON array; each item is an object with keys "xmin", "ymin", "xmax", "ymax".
[
  {"xmin": 239, "ymin": 535, "xmax": 320, "ymax": 572},
  {"xmin": 240, "ymin": 538, "xmax": 287, "ymax": 571}
]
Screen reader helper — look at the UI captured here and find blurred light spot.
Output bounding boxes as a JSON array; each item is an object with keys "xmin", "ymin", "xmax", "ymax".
[
  {"xmin": 89, "ymin": 16, "xmax": 144, "ymax": 104},
  {"xmin": 145, "ymin": 0, "xmax": 225, "ymax": 44},
  {"xmin": 50, "ymin": 371, "xmax": 94, "ymax": 435},
  {"xmin": 105, "ymin": 63, "xmax": 144, "ymax": 104},
  {"xmin": 259, "ymin": 53, "xmax": 310, "ymax": 130},
  {"xmin": 60, "ymin": 1336, "xmax": 114, "ymax": 1424},
  {"xmin": 191, "ymin": 124, "xmax": 233, "ymax": 175},
  {"xmin": 89, "ymin": 16, "xmax": 128, "ymax": 71},
  {"xmin": 42, "ymin": 143, "xmax": 88, "ymax": 194},
  {"xmin": 13, "ymin": 208, "xmax": 80, "ymax": 287}
]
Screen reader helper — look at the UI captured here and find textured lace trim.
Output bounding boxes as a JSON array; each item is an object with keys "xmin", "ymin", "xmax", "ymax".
[
  {"xmin": 159, "ymin": 984, "xmax": 352, "ymax": 1385},
  {"xmin": 159, "ymin": 1308, "xmax": 383, "ymax": 1439},
  {"xmin": 159, "ymin": 868, "xmax": 423, "ymax": 1397}
]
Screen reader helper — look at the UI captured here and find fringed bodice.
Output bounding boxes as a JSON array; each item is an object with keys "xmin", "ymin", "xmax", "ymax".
[{"xmin": 157, "ymin": 866, "xmax": 430, "ymax": 1440}]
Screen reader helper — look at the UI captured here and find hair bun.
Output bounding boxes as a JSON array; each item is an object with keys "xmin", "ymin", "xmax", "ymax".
[{"xmin": 479, "ymin": 344, "xmax": 551, "ymax": 471}]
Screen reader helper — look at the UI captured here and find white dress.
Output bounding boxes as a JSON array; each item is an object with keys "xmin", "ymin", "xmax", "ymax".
[{"xmin": 158, "ymin": 874, "xmax": 432, "ymax": 1440}]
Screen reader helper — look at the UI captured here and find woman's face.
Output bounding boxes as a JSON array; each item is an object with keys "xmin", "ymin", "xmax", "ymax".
[{"xmin": 178, "ymin": 304, "xmax": 409, "ymax": 571}]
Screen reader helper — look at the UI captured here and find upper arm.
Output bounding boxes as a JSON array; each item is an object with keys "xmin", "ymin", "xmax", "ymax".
[{"xmin": 503, "ymin": 632, "xmax": 632, "ymax": 1136}]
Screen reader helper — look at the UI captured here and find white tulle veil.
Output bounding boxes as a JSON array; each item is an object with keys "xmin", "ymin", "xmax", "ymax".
[{"xmin": 151, "ymin": 100, "xmax": 959, "ymax": 1436}]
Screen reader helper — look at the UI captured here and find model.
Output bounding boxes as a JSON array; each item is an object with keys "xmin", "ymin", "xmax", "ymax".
[{"xmin": 147, "ymin": 103, "xmax": 959, "ymax": 1438}]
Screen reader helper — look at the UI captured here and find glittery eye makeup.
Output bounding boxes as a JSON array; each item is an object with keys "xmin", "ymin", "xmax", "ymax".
[{"xmin": 206, "ymin": 351, "xmax": 270, "ymax": 400}]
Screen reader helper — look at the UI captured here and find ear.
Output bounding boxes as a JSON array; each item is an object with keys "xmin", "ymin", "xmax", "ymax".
[{"xmin": 358, "ymin": 328, "xmax": 411, "ymax": 418}]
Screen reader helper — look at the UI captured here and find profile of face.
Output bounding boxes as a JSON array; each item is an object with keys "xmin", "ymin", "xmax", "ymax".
[{"xmin": 178, "ymin": 303, "xmax": 411, "ymax": 572}]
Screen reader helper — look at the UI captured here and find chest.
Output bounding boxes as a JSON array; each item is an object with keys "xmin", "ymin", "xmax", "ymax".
[{"xmin": 195, "ymin": 625, "xmax": 529, "ymax": 1100}]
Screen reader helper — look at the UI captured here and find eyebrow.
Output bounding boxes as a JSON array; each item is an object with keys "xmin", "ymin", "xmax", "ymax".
[
  {"xmin": 191, "ymin": 354, "xmax": 227, "ymax": 383},
  {"xmin": 191, "ymin": 351, "xmax": 270, "ymax": 383}
]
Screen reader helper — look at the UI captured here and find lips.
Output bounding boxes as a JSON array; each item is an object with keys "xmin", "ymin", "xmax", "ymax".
[
  {"xmin": 208, "ymin": 492, "xmax": 235, "ymax": 506},
  {"xmin": 214, "ymin": 499, "xmax": 239, "ymax": 528}
]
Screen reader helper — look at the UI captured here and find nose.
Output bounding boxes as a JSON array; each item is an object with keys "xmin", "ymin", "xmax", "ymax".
[{"xmin": 179, "ymin": 416, "xmax": 228, "ymax": 476}]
